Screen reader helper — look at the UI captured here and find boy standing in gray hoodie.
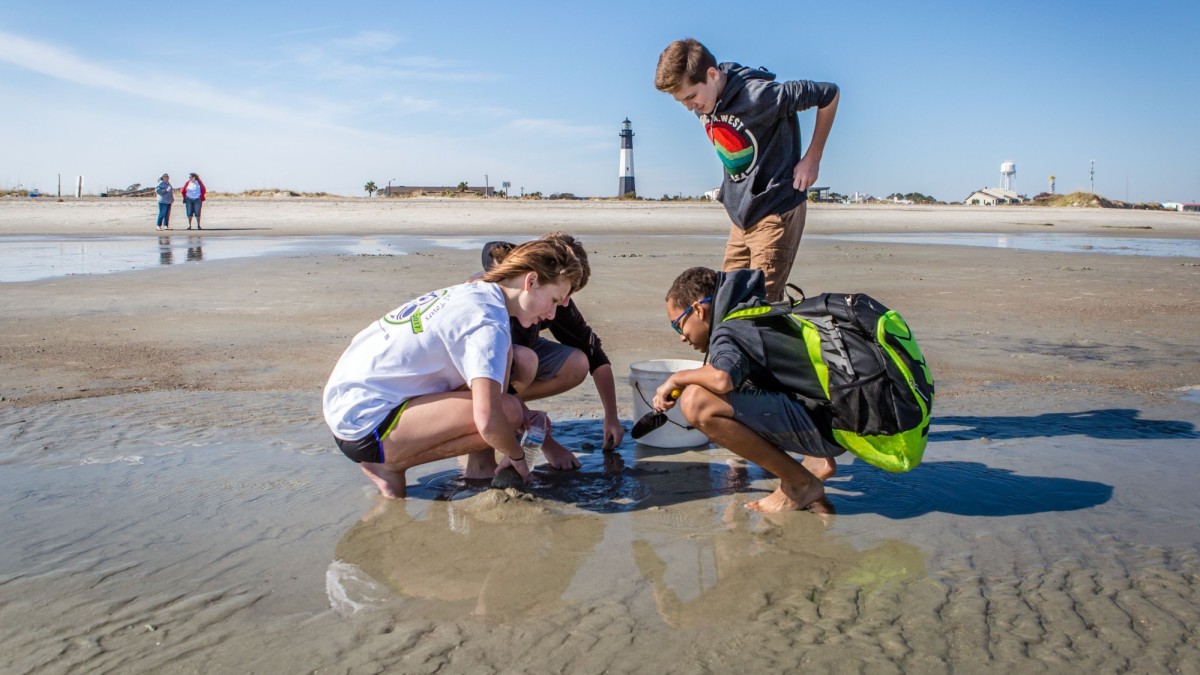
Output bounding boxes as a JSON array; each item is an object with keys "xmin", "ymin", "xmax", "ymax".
[{"xmin": 655, "ymin": 39, "xmax": 839, "ymax": 302}]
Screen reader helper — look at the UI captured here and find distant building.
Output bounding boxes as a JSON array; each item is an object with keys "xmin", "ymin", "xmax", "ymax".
[
  {"xmin": 1183, "ymin": 203, "xmax": 1200, "ymax": 213},
  {"xmin": 1162, "ymin": 202, "xmax": 1183, "ymax": 211},
  {"xmin": 704, "ymin": 187, "xmax": 721, "ymax": 201},
  {"xmin": 379, "ymin": 185, "xmax": 495, "ymax": 197},
  {"xmin": 965, "ymin": 187, "xmax": 1023, "ymax": 205}
]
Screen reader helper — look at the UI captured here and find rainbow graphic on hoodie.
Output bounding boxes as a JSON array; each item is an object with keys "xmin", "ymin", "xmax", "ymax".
[{"xmin": 706, "ymin": 120, "xmax": 756, "ymax": 179}]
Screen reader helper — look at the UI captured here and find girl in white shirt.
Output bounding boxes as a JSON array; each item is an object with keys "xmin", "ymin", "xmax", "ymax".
[{"xmin": 323, "ymin": 237, "xmax": 584, "ymax": 499}]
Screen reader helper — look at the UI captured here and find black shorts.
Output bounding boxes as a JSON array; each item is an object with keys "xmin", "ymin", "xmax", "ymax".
[{"xmin": 334, "ymin": 402, "xmax": 407, "ymax": 464}]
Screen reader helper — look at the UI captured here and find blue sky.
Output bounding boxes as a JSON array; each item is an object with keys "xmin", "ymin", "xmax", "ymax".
[{"xmin": 1, "ymin": 1, "xmax": 1197, "ymax": 202}]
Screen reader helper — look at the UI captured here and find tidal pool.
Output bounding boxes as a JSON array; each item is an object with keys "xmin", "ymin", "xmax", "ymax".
[{"xmin": 3, "ymin": 232, "xmax": 1198, "ymax": 283}]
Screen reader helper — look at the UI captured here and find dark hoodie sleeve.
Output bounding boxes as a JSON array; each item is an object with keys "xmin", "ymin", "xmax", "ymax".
[
  {"xmin": 707, "ymin": 269, "xmax": 770, "ymax": 389},
  {"xmin": 708, "ymin": 325, "xmax": 752, "ymax": 389},
  {"xmin": 776, "ymin": 80, "xmax": 839, "ymax": 118},
  {"xmin": 546, "ymin": 300, "xmax": 610, "ymax": 373}
]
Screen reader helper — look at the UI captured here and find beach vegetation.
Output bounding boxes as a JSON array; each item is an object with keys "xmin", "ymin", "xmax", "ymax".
[
  {"xmin": 1028, "ymin": 191, "xmax": 1164, "ymax": 210},
  {"xmin": 364, "ymin": 181, "xmax": 377, "ymax": 197},
  {"xmin": 887, "ymin": 192, "xmax": 943, "ymax": 205}
]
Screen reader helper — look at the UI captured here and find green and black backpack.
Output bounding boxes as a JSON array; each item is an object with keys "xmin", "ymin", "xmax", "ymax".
[{"xmin": 722, "ymin": 287, "xmax": 934, "ymax": 472}]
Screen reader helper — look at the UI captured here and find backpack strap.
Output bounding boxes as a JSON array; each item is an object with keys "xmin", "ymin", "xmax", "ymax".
[{"xmin": 784, "ymin": 283, "xmax": 806, "ymax": 306}]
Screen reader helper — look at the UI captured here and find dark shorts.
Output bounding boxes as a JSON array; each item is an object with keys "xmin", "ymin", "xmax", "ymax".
[
  {"xmin": 334, "ymin": 401, "xmax": 408, "ymax": 464},
  {"xmin": 532, "ymin": 338, "xmax": 577, "ymax": 380},
  {"xmin": 184, "ymin": 197, "xmax": 203, "ymax": 218},
  {"xmin": 728, "ymin": 388, "xmax": 844, "ymax": 458}
]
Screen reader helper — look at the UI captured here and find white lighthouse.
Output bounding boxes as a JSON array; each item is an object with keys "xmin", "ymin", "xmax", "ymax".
[{"xmin": 618, "ymin": 118, "xmax": 635, "ymax": 197}]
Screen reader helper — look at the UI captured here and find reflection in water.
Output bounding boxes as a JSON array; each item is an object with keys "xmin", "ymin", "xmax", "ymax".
[
  {"xmin": 158, "ymin": 236, "xmax": 173, "ymax": 265},
  {"xmin": 157, "ymin": 235, "xmax": 206, "ymax": 266},
  {"xmin": 329, "ymin": 418, "xmax": 928, "ymax": 626},
  {"xmin": 631, "ymin": 508, "xmax": 925, "ymax": 629},
  {"xmin": 333, "ymin": 495, "xmax": 606, "ymax": 621}
]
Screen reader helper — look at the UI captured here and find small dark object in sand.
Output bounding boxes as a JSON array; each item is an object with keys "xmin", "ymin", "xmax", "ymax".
[
  {"xmin": 491, "ymin": 466, "xmax": 527, "ymax": 491},
  {"xmin": 581, "ymin": 442, "xmax": 595, "ymax": 451}
]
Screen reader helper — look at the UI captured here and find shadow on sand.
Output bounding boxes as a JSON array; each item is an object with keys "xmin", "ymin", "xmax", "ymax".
[
  {"xmin": 827, "ymin": 460, "xmax": 1112, "ymax": 519},
  {"xmin": 931, "ymin": 408, "xmax": 1198, "ymax": 442},
  {"xmin": 399, "ymin": 418, "xmax": 1116, "ymax": 521}
]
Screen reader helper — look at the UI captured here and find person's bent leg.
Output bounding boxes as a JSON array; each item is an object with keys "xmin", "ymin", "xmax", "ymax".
[
  {"xmin": 520, "ymin": 342, "xmax": 588, "ymax": 401},
  {"xmin": 366, "ymin": 390, "xmax": 524, "ymax": 497},
  {"xmin": 517, "ymin": 343, "xmax": 587, "ymax": 469},
  {"xmin": 508, "ymin": 344, "xmax": 538, "ymax": 396},
  {"xmin": 678, "ymin": 386, "xmax": 825, "ymax": 512}
]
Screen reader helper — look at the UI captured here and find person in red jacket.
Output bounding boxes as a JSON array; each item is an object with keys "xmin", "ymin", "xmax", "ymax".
[{"xmin": 180, "ymin": 173, "xmax": 207, "ymax": 230}]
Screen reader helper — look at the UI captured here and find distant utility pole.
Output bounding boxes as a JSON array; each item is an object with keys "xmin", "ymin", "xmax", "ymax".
[
  {"xmin": 1090, "ymin": 160, "xmax": 1095, "ymax": 194},
  {"xmin": 485, "ymin": 174, "xmax": 489, "ymax": 198}
]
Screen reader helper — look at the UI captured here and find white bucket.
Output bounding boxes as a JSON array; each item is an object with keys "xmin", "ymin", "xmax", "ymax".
[{"xmin": 628, "ymin": 359, "xmax": 710, "ymax": 448}]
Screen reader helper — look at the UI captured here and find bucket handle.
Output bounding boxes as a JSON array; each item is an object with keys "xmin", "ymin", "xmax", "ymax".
[{"xmin": 632, "ymin": 380, "xmax": 695, "ymax": 431}]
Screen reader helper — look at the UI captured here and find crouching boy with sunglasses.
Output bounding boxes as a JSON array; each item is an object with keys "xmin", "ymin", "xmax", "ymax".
[{"xmin": 652, "ymin": 266, "xmax": 844, "ymax": 512}]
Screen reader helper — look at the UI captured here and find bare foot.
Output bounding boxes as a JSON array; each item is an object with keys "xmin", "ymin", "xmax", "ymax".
[
  {"xmin": 802, "ymin": 455, "xmax": 837, "ymax": 481},
  {"xmin": 361, "ymin": 463, "xmax": 407, "ymax": 499},
  {"xmin": 745, "ymin": 479, "xmax": 825, "ymax": 513},
  {"xmin": 542, "ymin": 436, "xmax": 581, "ymax": 470},
  {"xmin": 462, "ymin": 449, "xmax": 498, "ymax": 480}
]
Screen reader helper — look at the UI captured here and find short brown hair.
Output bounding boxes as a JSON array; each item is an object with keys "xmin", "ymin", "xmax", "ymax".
[
  {"xmin": 655, "ymin": 38, "xmax": 716, "ymax": 93},
  {"xmin": 481, "ymin": 237, "xmax": 586, "ymax": 294},
  {"xmin": 541, "ymin": 231, "xmax": 590, "ymax": 290},
  {"xmin": 666, "ymin": 267, "xmax": 718, "ymax": 310},
  {"xmin": 482, "ymin": 232, "xmax": 591, "ymax": 291}
]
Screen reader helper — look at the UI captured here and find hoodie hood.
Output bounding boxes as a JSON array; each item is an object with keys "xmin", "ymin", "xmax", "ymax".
[
  {"xmin": 712, "ymin": 269, "xmax": 768, "ymax": 326},
  {"xmin": 714, "ymin": 62, "xmax": 775, "ymax": 110}
]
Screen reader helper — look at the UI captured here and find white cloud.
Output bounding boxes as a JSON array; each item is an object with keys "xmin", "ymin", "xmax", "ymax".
[{"xmin": 0, "ymin": 29, "xmax": 346, "ymax": 131}]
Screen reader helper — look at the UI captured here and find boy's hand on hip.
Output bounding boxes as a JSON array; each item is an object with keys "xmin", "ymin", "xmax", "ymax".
[{"xmin": 792, "ymin": 157, "xmax": 820, "ymax": 191}]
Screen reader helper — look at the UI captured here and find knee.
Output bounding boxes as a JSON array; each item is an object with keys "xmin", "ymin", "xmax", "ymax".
[
  {"xmin": 677, "ymin": 386, "xmax": 718, "ymax": 429},
  {"xmin": 510, "ymin": 345, "xmax": 538, "ymax": 390},
  {"xmin": 500, "ymin": 392, "xmax": 525, "ymax": 427},
  {"xmin": 560, "ymin": 349, "xmax": 588, "ymax": 386}
]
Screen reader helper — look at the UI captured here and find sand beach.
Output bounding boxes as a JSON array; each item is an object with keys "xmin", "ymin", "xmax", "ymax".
[{"xmin": 2, "ymin": 197, "xmax": 1199, "ymax": 673}]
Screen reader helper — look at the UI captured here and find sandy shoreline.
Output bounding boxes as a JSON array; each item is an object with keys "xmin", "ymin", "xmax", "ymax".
[
  {"xmin": 2, "ymin": 200, "xmax": 1199, "ymax": 673},
  {"xmin": 4, "ymin": 195, "xmax": 1200, "ymax": 238}
]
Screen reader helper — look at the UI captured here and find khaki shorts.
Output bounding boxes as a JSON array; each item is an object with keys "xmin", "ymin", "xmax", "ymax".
[{"xmin": 722, "ymin": 201, "xmax": 807, "ymax": 302}]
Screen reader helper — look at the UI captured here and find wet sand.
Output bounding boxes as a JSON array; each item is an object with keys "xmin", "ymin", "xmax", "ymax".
[{"xmin": 2, "ymin": 198, "xmax": 1199, "ymax": 673}]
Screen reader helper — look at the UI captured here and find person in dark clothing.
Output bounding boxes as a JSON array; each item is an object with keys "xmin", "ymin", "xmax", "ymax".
[
  {"xmin": 655, "ymin": 38, "xmax": 839, "ymax": 302},
  {"xmin": 652, "ymin": 266, "xmax": 844, "ymax": 512},
  {"xmin": 479, "ymin": 234, "xmax": 623, "ymax": 469}
]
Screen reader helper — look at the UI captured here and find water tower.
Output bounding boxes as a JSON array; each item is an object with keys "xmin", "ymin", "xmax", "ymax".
[{"xmin": 1000, "ymin": 161, "xmax": 1016, "ymax": 191}]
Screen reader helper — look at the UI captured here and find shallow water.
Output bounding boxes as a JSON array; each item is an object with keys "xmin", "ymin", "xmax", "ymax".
[
  {"xmin": 817, "ymin": 231, "xmax": 1200, "ymax": 258},
  {"xmin": 2, "ymin": 386, "xmax": 1199, "ymax": 671},
  {"xmin": 0, "ymin": 234, "xmax": 504, "ymax": 282},
  {"xmin": 3, "ymin": 231, "xmax": 1198, "ymax": 282}
]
